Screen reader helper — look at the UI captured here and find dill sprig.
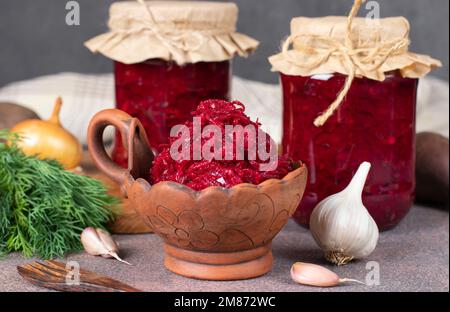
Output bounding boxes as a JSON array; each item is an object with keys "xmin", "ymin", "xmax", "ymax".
[{"xmin": 0, "ymin": 129, "xmax": 118, "ymax": 259}]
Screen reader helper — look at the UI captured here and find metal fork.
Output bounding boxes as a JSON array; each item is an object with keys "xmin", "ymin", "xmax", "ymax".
[{"xmin": 17, "ymin": 260, "xmax": 142, "ymax": 292}]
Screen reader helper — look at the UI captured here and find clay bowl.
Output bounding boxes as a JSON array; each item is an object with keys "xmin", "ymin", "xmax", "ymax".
[{"xmin": 88, "ymin": 109, "xmax": 308, "ymax": 281}]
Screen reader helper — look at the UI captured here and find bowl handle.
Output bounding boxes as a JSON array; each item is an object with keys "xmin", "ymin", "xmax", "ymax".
[{"xmin": 87, "ymin": 109, "xmax": 154, "ymax": 188}]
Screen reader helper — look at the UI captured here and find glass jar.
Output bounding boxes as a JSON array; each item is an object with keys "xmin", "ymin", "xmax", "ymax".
[
  {"xmin": 281, "ymin": 72, "xmax": 418, "ymax": 230},
  {"xmin": 85, "ymin": 1, "xmax": 259, "ymax": 168},
  {"xmin": 112, "ymin": 59, "xmax": 231, "ymax": 168}
]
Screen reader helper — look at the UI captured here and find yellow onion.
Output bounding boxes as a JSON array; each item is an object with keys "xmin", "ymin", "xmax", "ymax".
[{"xmin": 11, "ymin": 97, "xmax": 82, "ymax": 169}]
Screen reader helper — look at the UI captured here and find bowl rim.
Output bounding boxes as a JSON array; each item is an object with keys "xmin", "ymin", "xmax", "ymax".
[{"xmin": 126, "ymin": 161, "xmax": 307, "ymax": 195}]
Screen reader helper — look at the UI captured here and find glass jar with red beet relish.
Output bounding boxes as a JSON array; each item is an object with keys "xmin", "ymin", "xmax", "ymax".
[
  {"xmin": 281, "ymin": 72, "xmax": 418, "ymax": 230},
  {"xmin": 86, "ymin": 1, "xmax": 259, "ymax": 167},
  {"xmin": 113, "ymin": 59, "xmax": 231, "ymax": 167},
  {"xmin": 269, "ymin": 12, "xmax": 441, "ymax": 230}
]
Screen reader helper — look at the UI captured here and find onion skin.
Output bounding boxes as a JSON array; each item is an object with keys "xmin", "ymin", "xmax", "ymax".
[{"xmin": 10, "ymin": 97, "xmax": 82, "ymax": 169}]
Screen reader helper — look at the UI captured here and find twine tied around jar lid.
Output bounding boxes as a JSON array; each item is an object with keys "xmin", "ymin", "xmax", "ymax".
[
  {"xmin": 134, "ymin": 0, "xmax": 205, "ymax": 61},
  {"xmin": 269, "ymin": 0, "xmax": 442, "ymax": 127},
  {"xmin": 278, "ymin": 0, "xmax": 433, "ymax": 127}
]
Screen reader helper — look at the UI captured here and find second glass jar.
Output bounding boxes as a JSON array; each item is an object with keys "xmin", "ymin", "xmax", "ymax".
[
  {"xmin": 281, "ymin": 72, "xmax": 418, "ymax": 231},
  {"xmin": 112, "ymin": 59, "xmax": 231, "ymax": 168}
]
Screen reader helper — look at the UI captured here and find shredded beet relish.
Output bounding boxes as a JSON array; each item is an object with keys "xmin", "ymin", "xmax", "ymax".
[
  {"xmin": 151, "ymin": 99, "xmax": 294, "ymax": 191},
  {"xmin": 281, "ymin": 73, "xmax": 418, "ymax": 230},
  {"xmin": 112, "ymin": 59, "xmax": 231, "ymax": 168}
]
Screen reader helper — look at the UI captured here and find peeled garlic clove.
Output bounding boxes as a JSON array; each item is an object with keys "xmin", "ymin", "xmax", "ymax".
[
  {"xmin": 81, "ymin": 227, "xmax": 131, "ymax": 265},
  {"xmin": 291, "ymin": 262, "xmax": 365, "ymax": 287},
  {"xmin": 309, "ymin": 162, "xmax": 379, "ymax": 265}
]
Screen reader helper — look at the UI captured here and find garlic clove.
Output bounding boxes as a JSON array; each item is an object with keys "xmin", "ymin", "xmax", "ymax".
[
  {"xmin": 81, "ymin": 227, "xmax": 131, "ymax": 265},
  {"xmin": 291, "ymin": 262, "xmax": 340, "ymax": 287},
  {"xmin": 290, "ymin": 262, "xmax": 366, "ymax": 287},
  {"xmin": 96, "ymin": 228, "xmax": 119, "ymax": 252},
  {"xmin": 96, "ymin": 228, "xmax": 131, "ymax": 265},
  {"xmin": 80, "ymin": 227, "xmax": 110, "ymax": 256},
  {"xmin": 309, "ymin": 162, "xmax": 379, "ymax": 265}
]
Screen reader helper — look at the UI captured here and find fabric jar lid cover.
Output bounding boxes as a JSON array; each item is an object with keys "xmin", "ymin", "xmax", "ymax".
[{"xmin": 85, "ymin": 1, "xmax": 259, "ymax": 65}]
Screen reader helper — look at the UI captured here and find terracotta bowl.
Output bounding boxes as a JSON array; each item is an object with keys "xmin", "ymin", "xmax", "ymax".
[{"xmin": 88, "ymin": 109, "xmax": 308, "ymax": 281}]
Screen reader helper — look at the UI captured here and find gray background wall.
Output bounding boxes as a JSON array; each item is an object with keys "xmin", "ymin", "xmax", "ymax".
[{"xmin": 0, "ymin": 0, "xmax": 448, "ymax": 87}]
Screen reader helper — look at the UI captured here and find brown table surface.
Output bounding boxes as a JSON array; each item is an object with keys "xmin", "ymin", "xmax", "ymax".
[{"xmin": 1, "ymin": 204, "xmax": 448, "ymax": 292}]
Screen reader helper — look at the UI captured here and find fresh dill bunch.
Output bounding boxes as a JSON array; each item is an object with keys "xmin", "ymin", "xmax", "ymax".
[{"xmin": 0, "ymin": 130, "xmax": 118, "ymax": 259}]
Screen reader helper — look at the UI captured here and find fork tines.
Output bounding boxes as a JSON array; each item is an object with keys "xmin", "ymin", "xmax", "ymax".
[{"xmin": 17, "ymin": 260, "xmax": 141, "ymax": 292}]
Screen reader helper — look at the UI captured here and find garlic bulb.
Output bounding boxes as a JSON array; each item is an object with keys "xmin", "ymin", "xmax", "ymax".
[
  {"xmin": 81, "ymin": 227, "xmax": 131, "ymax": 265},
  {"xmin": 309, "ymin": 162, "xmax": 379, "ymax": 265}
]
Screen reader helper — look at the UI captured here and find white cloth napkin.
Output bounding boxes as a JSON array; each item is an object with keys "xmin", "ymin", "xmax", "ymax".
[{"xmin": 0, "ymin": 73, "xmax": 448, "ymax": 145}]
